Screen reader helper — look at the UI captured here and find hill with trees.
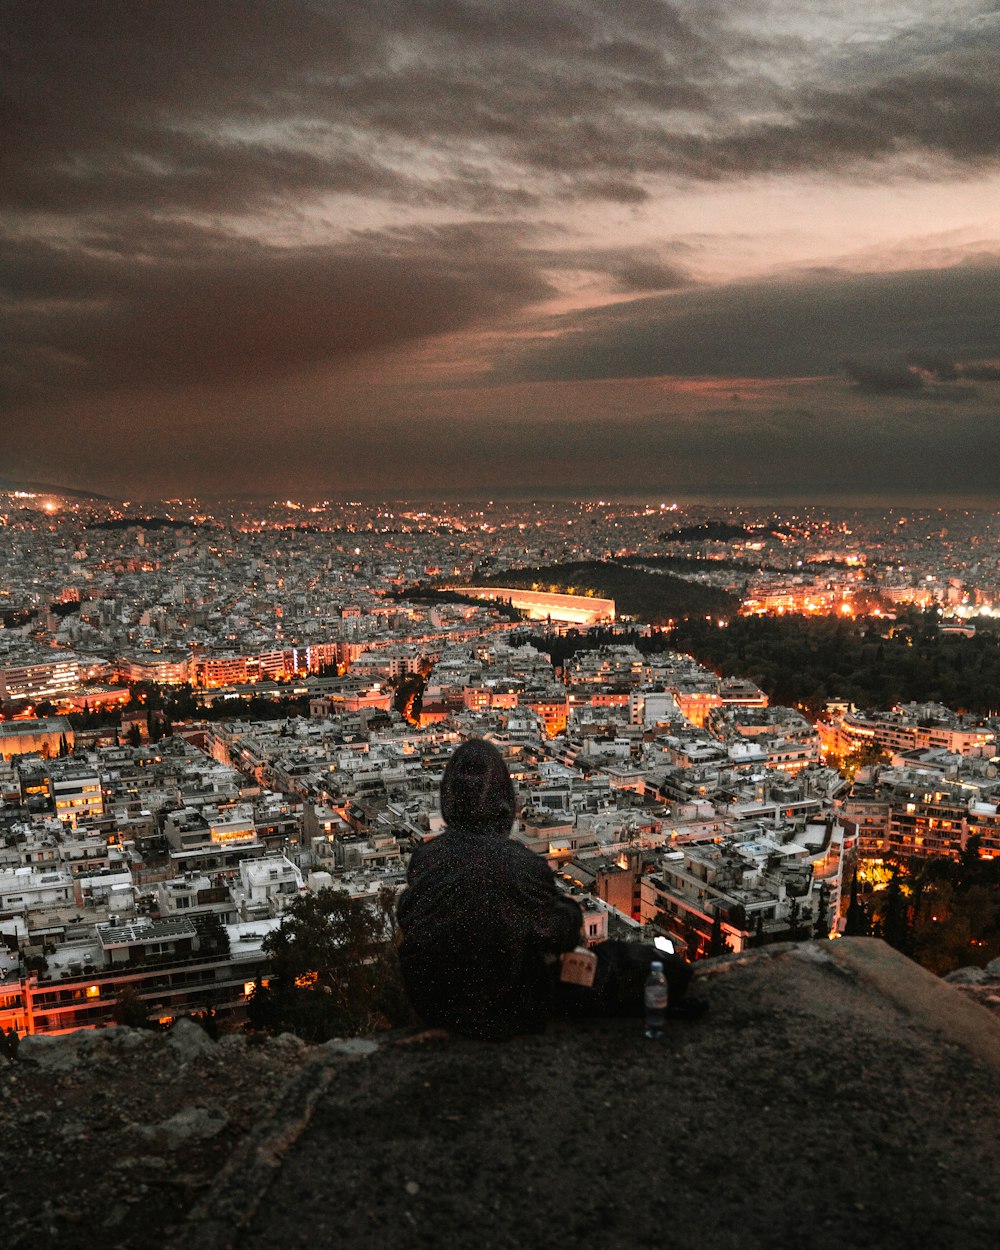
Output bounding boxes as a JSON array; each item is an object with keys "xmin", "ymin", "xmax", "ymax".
[
  {"xmin": 864, "ymin": 839, "xmax": 1000, "ymax": 975},
  {"xmin": 475, "ymin": 561, "xmax": 738, "ymax": 624},
  {"xmin": 520, "ymin": 611, "xmax": 1000, "ymax": 718},
  {"xmin": 394, "ymin": 586, "xmax": 526, "ymax": 621},
  {"xmin": 669, "ymin": 610, "xmax": 1000, "ymax": 715},
  {"xmin": 660, "ymin": 520, "xmax": 778, "ymax": 543}
]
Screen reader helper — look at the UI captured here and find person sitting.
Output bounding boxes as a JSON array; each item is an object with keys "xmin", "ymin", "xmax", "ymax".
[
  {"xmin": 397, "ymin": 738, "xmax": 581, "ymax": 1038},
  {"xmin": 396, "ymin": 738, "xmax": 694, "ymax": 1040}
]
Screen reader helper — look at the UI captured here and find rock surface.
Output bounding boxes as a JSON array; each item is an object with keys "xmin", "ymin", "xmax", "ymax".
[
  {"xmin": 2, "ymin": 939, "xmax": 998, "ymax": 1250},
  {"xmin": 944, "ymin": 958, "xmax": 1000, "ymax": 1017}
]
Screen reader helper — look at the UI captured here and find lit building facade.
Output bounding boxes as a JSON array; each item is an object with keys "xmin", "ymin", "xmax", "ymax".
[
  {"xmin": 451, "ymin": 587, "xmax": 615, "ymax": 625},
  {"xmin": 0, "ymin": 717, "xmax": 74, "ymax": 761}
]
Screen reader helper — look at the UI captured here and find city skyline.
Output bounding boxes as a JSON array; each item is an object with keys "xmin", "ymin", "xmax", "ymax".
[{"xmin": 4, "ymin": 2, "xmax": 1000, "ymax": 501}]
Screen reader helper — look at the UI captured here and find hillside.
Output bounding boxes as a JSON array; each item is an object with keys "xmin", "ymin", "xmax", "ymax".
[
  {"xmin": 3, "ymin": 940, "xmax": 998, "ymax": 1250},
  {"xmin": 670, "ymin": 611, "xmax": 1000, "ymax": 714},
  {"xmin": 477, "ymin": 561, "xmax": 738, "ymax": 623}
]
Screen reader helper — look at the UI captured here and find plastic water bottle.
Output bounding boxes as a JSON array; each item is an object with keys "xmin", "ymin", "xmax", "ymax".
[{"xmin": 644, "ymin": 959, "xmax": 668, "ymax": 1039}]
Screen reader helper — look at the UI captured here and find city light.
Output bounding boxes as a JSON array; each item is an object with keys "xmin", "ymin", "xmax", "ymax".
[{"xmin": 0, "ymin": 496, "xmax": 996, "ymax": 1051}]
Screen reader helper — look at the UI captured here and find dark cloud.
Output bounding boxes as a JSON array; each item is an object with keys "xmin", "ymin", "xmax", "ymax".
[
  {"xmin": 5, "ymin": 374, "xmax": 997, "ymax": 502},
  {"xmin": 667, "ymin": 62, "xmax": 1000, "ymax": 179},
  {"xmin": 4, "ymin": 0, "xmax": 999, "ymax": 226},
  {"xmin": 0, "ymin": 221, "xmax": 552, "ymax": 403},
  {"xmin": 0, "ymin": 1, "xmax": 706, "ymax": 216},
  {"xmin": 532, "ymin": 246, "xmax": 692, "ymax": 294},
  {"xmin": 843, "ymin": 349, "xmax": 991, "ymax": 398},
  {"xmin": 1, "ymin": 212, "xmax": 702, "ymax": 405},
  {"xmin": 603, "ymin": 256, "xmax": 691, "ymax": 294},
  {"xmin": 3, "ymin": 3, "xmax": 999, "ymax": 503},
  {"xmin": 345, "ymin": 401, "xmax": 995, "ymax": 498},
  {"xmin": 842, "ymin": 358, "xmax": 925, "ymax": 393},
  {"xmin": 508, "ymin": 264, "xmax": 1000, "ymax": 384},
  {"xmin": 3, "ymin": 1, "xmax": 361, "ymax": 212},
  {"xmin": 907, "ymin": 352, "xmax": 960, "ymax": 383},
  {"xmin": 960, "ymin": 361, "xmax": 1000, "ymax": 381}
]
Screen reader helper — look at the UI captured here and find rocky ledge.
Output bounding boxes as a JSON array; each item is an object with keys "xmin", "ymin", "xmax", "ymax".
[
  {"xmin": 942, "ymin": 957, "xmax": 1000, "ymax": 1019},
  {"xmin": 2, "ymin": 938, "xmax": 998, "ymax": 1250}
]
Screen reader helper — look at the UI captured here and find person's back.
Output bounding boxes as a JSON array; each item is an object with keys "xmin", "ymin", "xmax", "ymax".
[{"xmin": 396, "ymin": 739, "xmax": 581, "ymax": 1039}]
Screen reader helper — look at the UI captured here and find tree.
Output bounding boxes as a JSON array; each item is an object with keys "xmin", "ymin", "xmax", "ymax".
[
  {"xmin": 393, "ymin": 673, "xmax": 425, "ymax": 724},
  {"xmin": 707, "ymin": 911, "xmax": 729, "ymax": 957},
  {"xmin": 857, "ymin": 847, "xmax": 999, "ymax": 975},
  {"xmin": 958, "ymin": 835, "xmax": 987, "ymax": 890},
  {"xmin": 843, "ymin": 870, "xmax": 870, "ymax": 937},
  {"xmin": 112, "ymin": 985, "xmax": 155, "ymax": 1029},
  {"xmin": 195, "ymin": 911, "xmax": 230, "ymax": 958},
  {"xmin": 192, "ymin": 1008, "xmax": 220, "ymax": 1040},
  {"xmin": 813, "ymin": 882, "xmax": 831, "ymax": 939},
  {"xmin": 248, "ymin": 888, "xmax": 413, "ymax": 1041},
  {"xmin": 843, "ymin": 740, "xmax": 891, "ymax": 777},
  {"xmin": 878, "ymin": 864, "xmax": 912, "ymax": 955},
  {"xmin": 907, "ymin": 844, "xmax": 1000, "ymax": 975}
]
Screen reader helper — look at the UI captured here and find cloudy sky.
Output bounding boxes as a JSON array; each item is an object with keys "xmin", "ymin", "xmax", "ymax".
[{"xmin": 3, "ymin": 1, "xmax": 999, "ymax": 502}]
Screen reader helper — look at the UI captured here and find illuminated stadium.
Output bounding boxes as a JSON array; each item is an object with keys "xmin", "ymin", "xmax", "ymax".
[{"xmin": 451, "ymin": 586, "xmax": 615, "ymax": 625}]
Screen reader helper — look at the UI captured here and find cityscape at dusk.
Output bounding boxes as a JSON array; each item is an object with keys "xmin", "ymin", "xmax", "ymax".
[
  {"xmin": 4, "ymin": 1, "xmax": 1000, "ymax": 501},
  {"xmin": 2, "ymin": 6, "xmax": 999, "ymax": 1248},
  {"xmin": 1, "ymin": 488, "xmax": 998, "ymax": 990}
]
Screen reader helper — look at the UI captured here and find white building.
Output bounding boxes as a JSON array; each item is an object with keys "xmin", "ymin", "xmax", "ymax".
[
  {"xmin": 0, "ymin": 866, "xmax": 75, "ymax": 914},
  {"xmin": 236, "ymin": 855, "xmax": 303, "ymax": 918}
]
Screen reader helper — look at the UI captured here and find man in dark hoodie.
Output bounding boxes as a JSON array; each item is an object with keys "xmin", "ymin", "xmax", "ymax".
[
  {"xmin": 396, "ymin": 738, "xmax": 694, "ymax": 1040},
  {"xmin": 397, "ymin": 738, "xmax": 582, "ymax": 1039}
]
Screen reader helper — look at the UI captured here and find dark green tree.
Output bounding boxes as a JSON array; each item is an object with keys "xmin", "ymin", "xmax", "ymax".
[
  {"xmin": 879, "ymin": 865, "xmax": 912, "ymax": 954},
  {"xmin": 392, "ymin": 673, "xmax": 426, "ymax": 724},
  {"xmin": 112, "ymin": 985, "xmax": 155, "ymax": 1029},
  {"xmin": 843, "ymin": 870, "xmax": 870, "ymax": 937},
  {"xmin": 785, "ymin": 897, "xmax": 805, "ymax": 941},
  {"xmin": 191, "ymin": 1008, "xmax": 220, "ymax": 1041},
  {"xmin": 813, "ymin": 882, "xmax": 831, "ymax": 939},
  {"xmin": 907, "ymin": 843, "xmax": 1000, "ymax": 974},
  {"xmin": 248, "ymin": 888, "xmax": 413, "ymax": 1041},
  {"xmin": 195, "ymin": 912, "xmax": 230, "ymax": 958},
  {"xmin": 958, "ymin": 835, "xmax": 986, "ymax": 890}
]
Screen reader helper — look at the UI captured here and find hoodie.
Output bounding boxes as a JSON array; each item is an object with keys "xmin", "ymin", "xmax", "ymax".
[{"xmin": 396, "ymin": 824, "xmax": 583, "ymax": 1040}]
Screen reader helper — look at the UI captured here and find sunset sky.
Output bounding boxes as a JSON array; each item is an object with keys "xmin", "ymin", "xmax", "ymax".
[{"xmin": 3, "ymin": 1, "xmax": 999, "ymax": 502}]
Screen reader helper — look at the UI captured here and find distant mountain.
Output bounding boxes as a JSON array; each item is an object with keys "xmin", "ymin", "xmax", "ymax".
[{"xmin": 0, "ymin": 477, "xmax": 117, "ymax": 502}]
